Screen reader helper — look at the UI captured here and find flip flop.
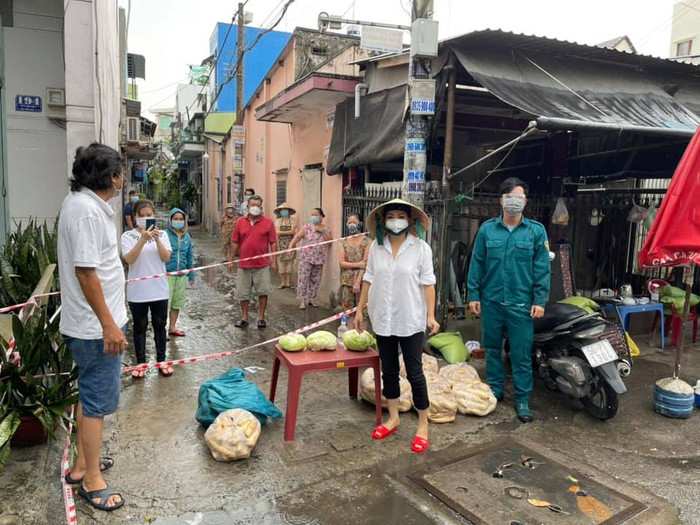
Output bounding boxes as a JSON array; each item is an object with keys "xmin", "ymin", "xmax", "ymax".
[
  {"xmin": 168, "ymin": 329, "xmax": 186, "ymax": 337},
  {"xmin": 234, "ymin": 319, "xmax": 249, "ymax": 328},
  {"xmin": 159, "ymin": 366, "xmax": 174, "ymax": 377},
  {"xmin": 372, "ymin": 424, "xmax": 399, "ymax": 440},
  {"xmin": 131, "ymin": 369, "xmax": 145, "ymax": 379},
  {"xmin": 64, "ymin": 457, "xmax": 115, "ymax": 485},
  {"xmin": 78, "ymin": 484, "xmax": 124, "ymax": 512},
  {"xmin": 411, "ymin": 436, "xmax": 429, "ymax": 453},
  {"xmin": 257, "ymin": 319, "xmax": 267, "ymax": 329}
]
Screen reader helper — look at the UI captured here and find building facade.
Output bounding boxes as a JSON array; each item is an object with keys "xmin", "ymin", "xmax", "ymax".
[
  {"xmin": 670, "ymin": 0, "xmax": 700, "ymax": 65},
  {"xmin": 0, "ymin": 0, "xmax": 122, "ymax": 241},
  {"xmin": 209, "ymin": 23, "xmax": 291, "ymax": 113}
]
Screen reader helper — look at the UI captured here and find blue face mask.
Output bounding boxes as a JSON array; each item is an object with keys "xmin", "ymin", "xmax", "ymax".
[
  {"xmin": 310, "ymin": 216, "xmax": 321, "ymax": 225},
  {"xmin": 131, "ymin": 196, "xmax": 139, "ymax": 204},
  {"xmin": 280, "ymin": 209, "xmax": 290, "ymax": 218},
  {"xmin": 171, "ymin": 220, "xmax": 185, "ymax": 230},
  {"xmin": 347, "ymin": 223, "xmax": 360, "ymax": 234}
]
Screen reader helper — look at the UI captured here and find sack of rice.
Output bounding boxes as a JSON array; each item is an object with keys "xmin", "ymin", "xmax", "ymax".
[
  {"xmin": 360, "ymin": 367, "xmax": 412, "ymax": 412},
  {"xmin": 451, "ymin": 381, "xmax": 497, "ymax": 417},
  {"xmin": 417, "ymin": 378, "xmax": 458, "ymax": 423}
]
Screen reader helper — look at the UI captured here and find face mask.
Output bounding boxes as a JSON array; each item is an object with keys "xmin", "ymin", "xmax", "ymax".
[
  {"xmin": 249, "ymin": 206, "xmax": 262, "ymax": 217},
  {"xmin": 130, "ymin": 196, "xmax": 139, "ymax": 204},
  {"xmin": 246, "ymin": 195, "xmax": 253, "ymax": 202},
  {"xmin": 136, "ymin": 217, "xmax": 149, "ymax": 229},
  {"xmin": 226, "ymin": 207, "xmax": 234, "ymax": 215},
  {"xmin": 385, "ymin": 218, "xmax": 409, "ymax": 235},
  {"xmin": 171, "ymin": 220, "xmax": 185, "ymax": 230},
  {"xmin": 310, "ymin": 216, "xmax": 321, "ymax": 225},
  {"xmin": 280, "ymin": 209, "xmax": 290, "ymax": 218},
  {"xmin": 347, "ymin": 223, "xmax": 360, "ymax": 234},
  {"xmin": 502, "ymin": 195, "xmax": 525, "ymax": 216}
]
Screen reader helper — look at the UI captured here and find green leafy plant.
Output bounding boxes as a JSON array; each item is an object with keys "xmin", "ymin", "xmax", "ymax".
[
  {"xmin": 0, "ymin": 219, "xmax": 59, "ymax": 309},
  {"xmin": 0, "ymin": 307, "xmax": 78, "ymax": 469}
]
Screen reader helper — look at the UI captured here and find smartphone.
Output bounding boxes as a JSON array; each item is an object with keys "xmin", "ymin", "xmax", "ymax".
[{"xmin": 146, "ymin": 218, "xmax": 157, "ymax": 230}]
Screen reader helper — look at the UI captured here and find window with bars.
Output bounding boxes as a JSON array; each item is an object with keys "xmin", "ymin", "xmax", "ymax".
[{"xmin": 276, "ymin": 179, "xmax": 287, "ymax": 206}]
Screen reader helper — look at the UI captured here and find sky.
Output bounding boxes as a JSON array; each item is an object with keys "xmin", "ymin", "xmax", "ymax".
[{"xmin": 121, "ymin": 0, "xmax": 689, "ymax": 119}]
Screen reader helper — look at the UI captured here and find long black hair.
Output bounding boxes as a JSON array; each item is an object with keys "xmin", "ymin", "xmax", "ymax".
[{"xmin": 69, "ymin": 143, "xmax": 123, "ymax": 192}]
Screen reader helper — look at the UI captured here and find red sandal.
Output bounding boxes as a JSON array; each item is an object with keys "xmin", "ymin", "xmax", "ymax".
[
  {"xmin": 411, "ymin": 436, "xmax": 429, "ymax": 453},
  {"xmin": 372, "ymin": 424, "xmax": 399, "ymax": 440},
  {"xmin": 168, "ymin": 329, "xmax": 186, "ymax": 337}
]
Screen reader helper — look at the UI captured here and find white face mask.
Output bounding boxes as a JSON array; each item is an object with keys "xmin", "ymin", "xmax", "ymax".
[
  {"xmin": 502, "ymin": 194, "xmax": 526, "ymax": 216},
  {"xmin": 136, "ymin": 217, "xmax": 149, "ymax": 229},
  {"xmin": 249, "ymin": 206, "xmax": 262, "ymax": 217},
  {"xmin": 385, "ymin": 218, "xmax": 409, "ymax": 235}
]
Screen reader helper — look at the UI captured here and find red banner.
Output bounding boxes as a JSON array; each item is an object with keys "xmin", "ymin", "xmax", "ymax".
[{"xmin": 638, "ymin": 127, "xmax": 700, "ymax": 268}]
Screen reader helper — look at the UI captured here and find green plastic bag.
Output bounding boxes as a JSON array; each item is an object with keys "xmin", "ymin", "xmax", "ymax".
[
  {"xmin": 427, "ymin": 332, "xmax": 469, "ymax": 364},
  {"xmin": 196, "ymin": 368, "xmax": 282, "ymax": 427},
  {"xmin": 558, "ymin": 296, "xmax": 599, "ymax": 314}
]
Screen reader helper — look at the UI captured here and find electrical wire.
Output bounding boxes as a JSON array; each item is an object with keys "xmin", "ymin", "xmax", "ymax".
[
  {"xmin": 185, "ymin": 0, "xmax": 250, "ymax": 117},
  {"xmin": 204, "ymin": 0, "xmax": 299, "ymax": 119}
]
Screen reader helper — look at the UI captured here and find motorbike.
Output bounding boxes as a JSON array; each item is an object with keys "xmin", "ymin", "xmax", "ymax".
[{"xmin": 531, "ymin": 302, "xmax": 632, "ymax": 420}]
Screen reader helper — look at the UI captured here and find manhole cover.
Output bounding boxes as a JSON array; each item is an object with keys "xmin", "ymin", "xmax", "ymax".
[{"xmin": 409, "ymin": 439, "xmax": 646, "ymax": 525}]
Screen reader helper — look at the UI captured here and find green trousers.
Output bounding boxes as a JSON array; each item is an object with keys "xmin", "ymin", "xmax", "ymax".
[{"xmin": 481, "ymin": 300, "xmax": 534, "ymax": 403}]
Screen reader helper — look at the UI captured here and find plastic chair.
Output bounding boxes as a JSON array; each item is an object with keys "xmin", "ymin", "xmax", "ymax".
[
  {"xmin": 647, "ymin": 279, "xmax": 669, "ymax": 296},
  {"xmin": 667, "ymin": 303, "xmax": 698, "ymax": 348}
]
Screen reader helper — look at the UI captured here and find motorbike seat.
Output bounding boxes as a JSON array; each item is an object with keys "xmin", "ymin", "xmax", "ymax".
[{"xmin": 535, "ymin": 303, "xmax": 590, "ymax": 332}]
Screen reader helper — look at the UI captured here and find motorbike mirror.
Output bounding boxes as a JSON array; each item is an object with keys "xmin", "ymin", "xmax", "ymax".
[{"xmin": 549, "ymin": 251, "xmax": 556, "ymax": 262}]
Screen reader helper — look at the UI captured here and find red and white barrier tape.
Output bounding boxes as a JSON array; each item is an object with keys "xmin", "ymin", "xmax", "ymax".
[
  {"xmin": 124, "ymin": 232, "xmax": 367, "ymax": 284},
  {"xmin": 121, "ymin": 307, "xmax": 357, "ymax": 373},
  {"xmin": 60, "ymin": 405, "xmax": 77, "ymax": 525},
  {"xmin": 0, "ymin": 234, "xmax": 368, "ymax": 314}
]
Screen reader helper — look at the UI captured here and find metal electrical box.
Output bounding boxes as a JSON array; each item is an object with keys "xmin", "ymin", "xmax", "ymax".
[{"xmin": 410, "ymin": 19, "xmax": 439, "ymax": 58}]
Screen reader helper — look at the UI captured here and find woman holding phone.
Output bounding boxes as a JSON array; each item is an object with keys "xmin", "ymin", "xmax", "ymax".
[{"xmin": 121, "ymin": 199, "xmax": 173, "ymax": 378}]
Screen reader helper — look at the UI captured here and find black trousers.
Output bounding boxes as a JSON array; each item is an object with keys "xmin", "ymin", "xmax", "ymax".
[
  {"xmin": 128, "ymin": 300, "xmax": 168, "ymax": 363},
  {"xmin": 375, "ymin": 332, "xmax": 429, "ymax": 410}
]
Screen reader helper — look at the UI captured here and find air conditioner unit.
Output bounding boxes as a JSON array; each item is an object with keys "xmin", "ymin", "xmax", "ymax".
[{"xmin": 126, "ymin": 117, "xmax": 139, "ymax": 143}]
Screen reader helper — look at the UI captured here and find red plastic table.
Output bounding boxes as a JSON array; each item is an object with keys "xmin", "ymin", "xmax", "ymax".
[{"xmin": 269, "ymin": 344, "xmax": 382, "ymax": 442}]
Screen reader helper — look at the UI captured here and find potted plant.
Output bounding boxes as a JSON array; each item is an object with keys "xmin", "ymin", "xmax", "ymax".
[{"xmin": 0, "ymin": 306, "xmax": 78, "ymax": 469}]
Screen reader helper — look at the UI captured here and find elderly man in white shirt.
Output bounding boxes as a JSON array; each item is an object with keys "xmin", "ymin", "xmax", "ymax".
[
  {"xmin": 58, "ymin": 143, "xmax": 128, "ymax": 512},
  {"xmin": 355, "ymin": 199, "xmax": 439, "ymax": 454}
]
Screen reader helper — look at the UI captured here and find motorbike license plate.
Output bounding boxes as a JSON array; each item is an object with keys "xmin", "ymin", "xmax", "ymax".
[{"xmin": 581, "ymin": 340, "xmax": 618, "ymax": 367}]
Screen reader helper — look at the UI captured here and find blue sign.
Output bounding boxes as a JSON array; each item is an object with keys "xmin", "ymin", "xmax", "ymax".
[
  {"xmin": 15, "ymin": 95, "xmax": 42, "ymax": 113},
  {"xmin": 406, "ymin": 139, "xmax": 427, "ymax": 153},
  {"xmin": 410, "ymin": 99, "xmax": 435, "ymax": 115}
]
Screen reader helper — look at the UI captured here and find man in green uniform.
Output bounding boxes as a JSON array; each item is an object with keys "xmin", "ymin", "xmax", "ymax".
[{"xmin": 467, "ymin": 177, "xmax": 551, "ymax": 422}]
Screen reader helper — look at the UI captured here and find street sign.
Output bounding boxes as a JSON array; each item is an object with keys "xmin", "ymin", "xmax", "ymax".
[
  {"xmin": 361, "ymin": 26, "xmax": 404, "ymax": 54},
  {"xmin": 15, "ymin": 95, "xmax": 42, "ymax": 113},
  {"xmin": 409, "ymin": 79, "xmax": 435, "ymax": 115}
]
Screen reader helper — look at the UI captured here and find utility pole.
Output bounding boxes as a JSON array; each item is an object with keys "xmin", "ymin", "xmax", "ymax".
[
  {"xmin": 235, "ymin": 2, "xmax": 245, "ymax": 125},
  {"xmin": 234, "ymin": 2, "xmax": 245, "ymax": 207},
  {"xmin": 401, "ymin": 0, "xmax": 437, "ymax": 209}
]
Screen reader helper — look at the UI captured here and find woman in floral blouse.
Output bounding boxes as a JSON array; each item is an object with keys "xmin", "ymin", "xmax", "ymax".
[
  {"xmin": 289, "ymin": 207, "xmax": 332, "ymax": 309},
  {"xmin": 339, "ymin": 213, "xmax": 370, "ymax": 311}
]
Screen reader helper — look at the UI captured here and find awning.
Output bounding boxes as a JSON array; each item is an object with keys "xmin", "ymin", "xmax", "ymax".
[
  {"xmin": 326, "ymin": 85, "xmax": 405, "ymax": 175},
  {"xmin": 450, "ymin": 44, "xmax": 700, "ymax": 137}
]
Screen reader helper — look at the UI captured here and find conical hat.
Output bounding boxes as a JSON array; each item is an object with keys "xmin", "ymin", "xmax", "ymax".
[
  {"xmin": 273, "ymin": 202, "xmax": 297, "ymax": 216},
  {"xmin": 366, "ymin": 198, "xmax": 430, "ymax": 238}
]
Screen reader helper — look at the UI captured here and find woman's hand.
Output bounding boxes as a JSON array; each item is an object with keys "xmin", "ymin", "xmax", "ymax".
[
  {"xmin": 352, "ymin": 281, "xmax": 361, "ymax": 294},
  {"xmin": 150, "ymin": 227, "xmax": 161, "ymax": 241},
  {"xmin": 427, "ymin": 316, "xmax": 440, "ymax": 336},
  {"xmin": 354, "ymin": 311, "xmax": 364, "ymax": 332}
]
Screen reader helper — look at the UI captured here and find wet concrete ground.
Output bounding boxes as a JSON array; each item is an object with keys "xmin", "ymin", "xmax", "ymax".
[{"xmin": 1, "ymin": 227, "xmax": 699, "ymax": 524}]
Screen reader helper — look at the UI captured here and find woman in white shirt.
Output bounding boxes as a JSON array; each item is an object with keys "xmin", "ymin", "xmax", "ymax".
[
  {"xmin": 355, "ymin": 199, "xmax": 439, "ymax": 453},
  {"xmin": 121, "ymin": 200, "xmax": 173, "ymax": 378}
]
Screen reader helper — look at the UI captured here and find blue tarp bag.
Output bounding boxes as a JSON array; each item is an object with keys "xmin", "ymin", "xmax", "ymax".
[{"xmin": 195, "ymin": 368, "xmax": 283, "ymax": 426}]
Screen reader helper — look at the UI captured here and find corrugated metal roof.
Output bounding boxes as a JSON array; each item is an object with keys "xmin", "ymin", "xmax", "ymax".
[{"xmin": 444, "ymin": 29, "xmax": 700, "ymax": 78}]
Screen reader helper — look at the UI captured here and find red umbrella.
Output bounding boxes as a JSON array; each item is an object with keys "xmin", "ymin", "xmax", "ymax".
[{"xmin": 638, "ymin": 126, "xmax": 700, "ymax": 377}]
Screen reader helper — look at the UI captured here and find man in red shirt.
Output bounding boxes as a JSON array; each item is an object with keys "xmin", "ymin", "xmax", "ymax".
[{"xmin": 229, "ymin": 195, "xmax": 278, "ymax": 329}]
